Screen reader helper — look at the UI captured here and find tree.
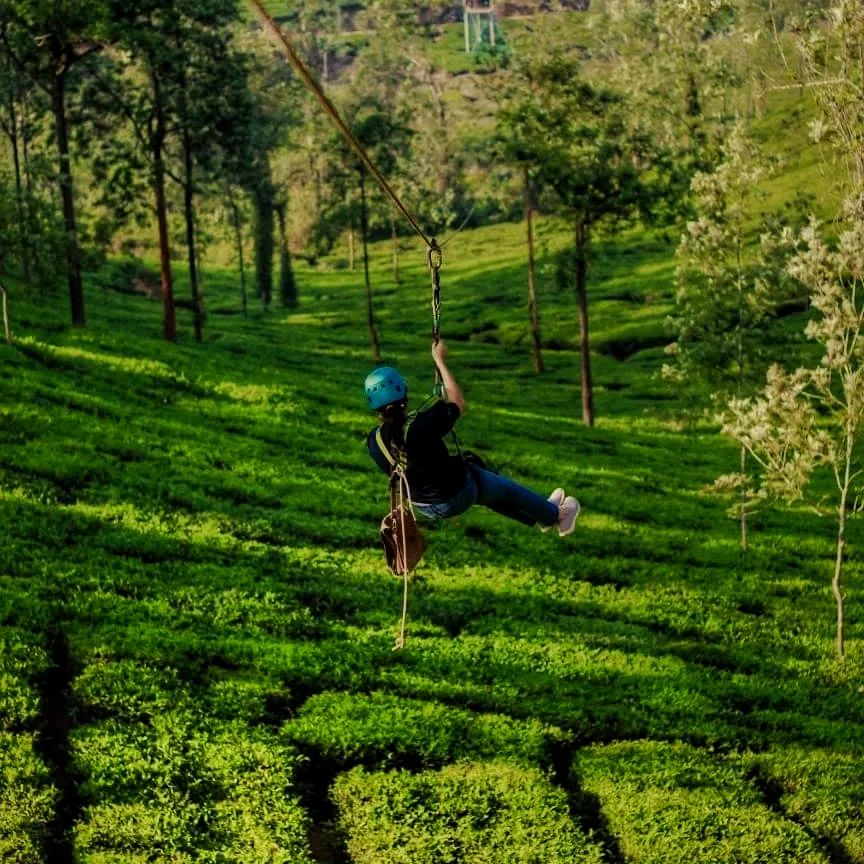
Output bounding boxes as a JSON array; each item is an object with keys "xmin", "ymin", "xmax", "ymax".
[
  {"xmin": 523, "ymin": 167, "xmax": 544, "ymax": 374},
  {"xmin": 592, "ymin": 0, "xmax": 738, "ymax": 178},
  {"xmin": 274, "ymin": 197, "xmax": 297, "ymax": 308},
  {"xmin": 790, "ymin": 0, "xmax": 864, "ymax": 214},
  {"xmin": 331, "ymin": 99, "xmax": 411, "ymax": 361},
  {"xmin": 0, "ymin": 48, "xmax": 34, "ymax": 290},
  {"xmin": 665, "ymin": 126, "xmax": 801, "ymax": 548},
  {"xmin": 0, "ymin": 0, "xmax": 106, "ymax": 327},
  {"xmin": 499, "ymin": 51, "xmax": 669, "ymax": 426},
  {"xmin": 723, "ymin": 215, "xmax": 864, "ymax": 659},
  {"xmin": 99, "ymin": 0, "xmax": 247, "ymax": 339},
  {"xmin": 0, "ymin": 178, "xmax": 16, "ymax": 342},
  {"xmin": 252, "ymin": 170, "xmax": 275, "ymax": 311},
  {"xmin": 221, "ymin": 24, "xmax": 293, "ymax": 314}
]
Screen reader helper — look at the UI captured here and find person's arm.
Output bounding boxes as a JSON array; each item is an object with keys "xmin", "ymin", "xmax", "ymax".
[{"xmin": 431, "ymin": 340, "xmax": 465, "ymax": 413}]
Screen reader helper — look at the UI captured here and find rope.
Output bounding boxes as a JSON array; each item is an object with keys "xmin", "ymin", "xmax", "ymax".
[
  {"xmin": 248, "ymin": 0, "xmax": 450, "ymax": 391},
  {"xmin": 392, "ymin": 468, "xmax": 414, "ymax": 651},
  {"xmin": 429, "ymin": 242, "xmax": 443, "ymax": 343},
  {"xmin": 247, "ymin": 0, "xmax": 435, "ymax": 251}
]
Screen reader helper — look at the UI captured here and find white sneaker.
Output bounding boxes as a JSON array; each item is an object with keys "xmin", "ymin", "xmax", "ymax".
[
  {"xmin": 540, "ymin": 488, "xmax": 566, "ymax": 532},
  {"xmin": 557, "ymin": 496, "xmax": 580, "ymax": 537}
]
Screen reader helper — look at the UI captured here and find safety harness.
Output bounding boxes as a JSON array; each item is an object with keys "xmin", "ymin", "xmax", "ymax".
[{"xmin": 374, "ymin": 415, "xmax": 427, "ymax": 650}]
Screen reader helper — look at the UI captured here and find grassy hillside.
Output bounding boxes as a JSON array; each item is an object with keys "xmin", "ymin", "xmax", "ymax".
[{"xmin": 1, "ymin": 217, "xmax": 862, "ymax": 863}]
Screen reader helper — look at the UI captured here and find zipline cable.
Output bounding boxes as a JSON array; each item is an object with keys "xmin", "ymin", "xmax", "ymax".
[
  {"xmin": 247, "ymin": 0, "xmax": 436, "ymax": 253},
  {"xmin": 249, "ymin": 2, "xmax": 451, "ymax": 650}
]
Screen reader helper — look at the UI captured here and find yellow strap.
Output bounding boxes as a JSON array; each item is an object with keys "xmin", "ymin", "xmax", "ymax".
[
  {"xmin": 375, "ymin": 417, "xmax": 415, "ymax": 471},
  {"xmin": 375, "ymin": 427, "xmax": 397, "ymax": 468}
]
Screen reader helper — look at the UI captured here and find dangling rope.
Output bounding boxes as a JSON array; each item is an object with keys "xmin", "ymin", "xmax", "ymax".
[{"xmin": 392, "ymin": 468, "xmax": 414, "ymax": 651}]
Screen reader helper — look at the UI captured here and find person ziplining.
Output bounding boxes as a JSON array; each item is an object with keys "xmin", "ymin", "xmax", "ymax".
[
  {"xmin": 365, "ymin": 343, "xmax": 580, "ymax": 534},
  {"xmin": 248, "ymin": 1, "xmax": 581, "ymax": 640}
]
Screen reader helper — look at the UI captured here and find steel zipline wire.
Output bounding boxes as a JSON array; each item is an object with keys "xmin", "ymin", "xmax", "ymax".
[
  {"xmin": 247, "ymin": 0, "xmax": 446, "ymax": 350},
  {"xmin": 247, "ymin": 0, "xmax": 437, "ymax": 253}
]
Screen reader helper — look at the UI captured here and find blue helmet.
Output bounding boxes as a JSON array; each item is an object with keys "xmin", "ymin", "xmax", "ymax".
[{"xmin": 364, "ymin": 366, "xmax": 407, "ymax": 410}]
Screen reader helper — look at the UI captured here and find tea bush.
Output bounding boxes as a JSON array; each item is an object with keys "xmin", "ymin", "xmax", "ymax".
[
  {"xmin": 0, "ymin": 630, "xmax": 48, "ymax": 729},
  {"xmin": 574, "ymin": 740, "xmax": 829, "ymax": 864},
  {"xmin": 283, "ymin": 689, "xmax": 564, "ymax": 768},
  {"xmin": 72, "ymin": 712, "xmax": 313, "ymax": 862},
  {"xmin": 1, "ymin": 207, "xmax": 862, "ymax": 862},
  {"xmin": 0, "ymin": 632, "xmax": 54, "ymax": 862},
  {"xmin": 0, "ymin": 732, "xmax": 56, "ymax": 864},
  {"xmin": 745, "ymin": 746, "xmax": 864, "ymax": 863},
  {"xmin": 331, "ymin": 761, "xmax": 605, "ymax": 864}
]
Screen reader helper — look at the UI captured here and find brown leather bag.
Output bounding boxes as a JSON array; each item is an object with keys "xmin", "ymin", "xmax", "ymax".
[
  {"xmin": 379, "ymin": 505, "xmax": 426, "ymax": 576},
  {"xmin": 379, "ymin": 471, "xmax": 426, "ymax": 577}
]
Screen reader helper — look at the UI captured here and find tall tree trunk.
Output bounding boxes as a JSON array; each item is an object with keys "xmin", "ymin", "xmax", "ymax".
[
  {"xmin": 253, "ymin": 183, "xmax": 274, "ymax": 310},
  {"xmin": 0, "ymin": 281, "xmax": 11, "ymax": 343},
  {"xmin": 275, "ymin": 201, "xmax": 297, "ymax": 308},
  {"xmin": 151, "ymin": 100, "xmax": 176, "ymax": 342},
  {"xmin": 686, "ymin": 72, "xmax": 701, "ymax": 117},
  {"xmin": 181, "ymin": 123, "xmax": 203, "ymax": 342},
  {"xmin": 346, "ymin": 187, "xmax": 355, "ymax": 270},
  {"xmin": 391, "ymin": 213, "xmax": 400, "ymax": 285},
  {"xmin": 740, "ymin": 445, "xmax": 749, "ymax": 552},
  {"xmin": 7, "ymin": 92, "xmax": 31, "ymax": 290},
  {"xmin": 228, "ymin": 190, "xmax": 248, "ymax": 319},
  {"xmin": 736, "ymin": 257, "xmax": 748, "ymax": 551},
  {"xmin": 359, "ymin": 168, "xmax": 381, "ymax": 362},
  {"xmin": 574, "ymin": 216, "xmax": 594, "ymax": 426},
  {"xmin": 51, "ymin": 66, "xmax": 84, "ymax": 327},
  {"xmin": 524, "ymin": 167, "xmax": 544, "ymax": 374},
  {"xmin": 833, "ymin": 434, "xmax": 853, "ymax": 659}
]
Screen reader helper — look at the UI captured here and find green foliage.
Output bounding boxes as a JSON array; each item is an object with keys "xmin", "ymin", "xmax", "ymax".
[
  {"xmin": 745, "ymin": 747, "xmax": 864, "ymax": 863},
  {"xmin": 0, "ymin": 630, "xmax": 55, "ymax": 863},
  {"xmin": 575, "ymin": 740, "xmax": 829, "ymax": 864},
  {"xmin": 499, "ymin": 51, "xmax": 665, "ymax": 226},
  {"xmin": 1, "ymin": 10, "xmax": 864, "ymax": 848},
  {"xmin": 0, "ymin": 732, "xmax": 57, "ymax": 864},
  {"xmin": 332, "ymin": 761, "xmax": 605, "ymax": 864},
  {"xmin": 284, "ymin": 690, "xmax": 563, "ymax": 768},
  {"xmin": 667, "ymin": 125, "xmax": 797, "ymax": 397},
  {"xmin": 0, "ymin": 631, "xmax": 48, "ymax": 729},
  {"xmin": 72, "ymin": 712, "xmax": 313, "ymax": 862}
]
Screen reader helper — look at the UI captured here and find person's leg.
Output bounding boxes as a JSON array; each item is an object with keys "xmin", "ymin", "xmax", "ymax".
[
  {"xmin": 413, "ymin": 471, "xmax": 478, "ymax": 520},
  {"xmin": 468, "ymin": 465, "xmax": 558, "ymax": 528}
]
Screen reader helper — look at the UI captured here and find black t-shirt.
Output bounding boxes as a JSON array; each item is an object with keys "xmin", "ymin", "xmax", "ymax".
[{"xmin": 367, "ymin": 400, "xmax": 466, "ymax": 503}]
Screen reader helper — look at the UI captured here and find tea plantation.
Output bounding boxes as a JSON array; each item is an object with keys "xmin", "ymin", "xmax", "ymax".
[{"xmin": 1, "ymin": 218, "xmax": 862, "ymax": 863}]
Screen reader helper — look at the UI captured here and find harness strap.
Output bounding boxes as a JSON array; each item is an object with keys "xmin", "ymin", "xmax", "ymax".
[
  {"xmin": 375, "ymin": 427, "xmax": 398, "ymax": 469},
  {"xmin": 375, "ymin": 415, "xmax": 415, "ymax": 472}
]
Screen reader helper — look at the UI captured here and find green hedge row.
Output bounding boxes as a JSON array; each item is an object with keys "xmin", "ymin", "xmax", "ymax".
[
  {"xmin": 0, "ymin": 630, "xmax": 55, "ymax": 863},
  {"xmin": 283, "ymin": 690, "xmax": 565, "ymax": 768},
  {"xmin": 71, "ymin": 658, "xmax": 314, "ymax": 863},
  {"xmin": 72, "ymin": 714, "xmax": 314, "ymax": 863},
  {"xmin": 0, "ymin": 732, "xmax": 57, "ymax": 864},
  {"xmin": 331, "ymin": 761, "xmax": 605, "ymax": 864},
  {"xmin": 574, "ymin": 740, "xmax": 829, "ymax": 864},
  {"xmin": 0, "ymin": 630, "xmax": 48, "ymax": 729},
  {"xmin": 746, "ymin": 747, "xmax": 864, "ymax": 864}
]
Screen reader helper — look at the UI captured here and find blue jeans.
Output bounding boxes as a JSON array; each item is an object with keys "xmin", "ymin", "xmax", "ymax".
[{"xmin": 414, "ymin": 464, "xmax": 558, "ymax": 528}]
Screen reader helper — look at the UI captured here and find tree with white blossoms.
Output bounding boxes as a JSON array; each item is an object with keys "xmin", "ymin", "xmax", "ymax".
[
  {"xmin": 666, "ymin": 125, "xmax": 798, "ymax": 550},
  {"xmin": 723, "ymin": 215, "xmax": 864, "ymax": 658}
]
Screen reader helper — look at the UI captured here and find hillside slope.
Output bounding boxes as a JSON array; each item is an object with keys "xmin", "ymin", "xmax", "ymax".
[{"xmin": 1, "ymin": 219, "xmax": 862, "ymax": 862}]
